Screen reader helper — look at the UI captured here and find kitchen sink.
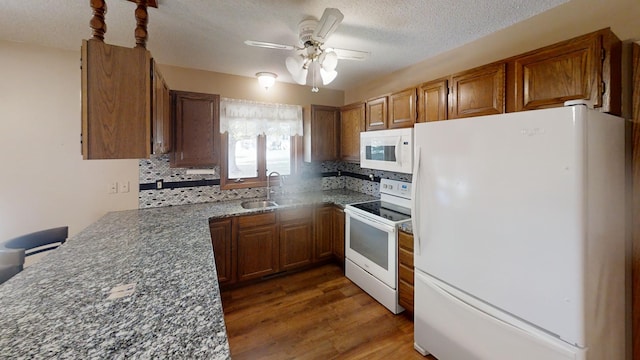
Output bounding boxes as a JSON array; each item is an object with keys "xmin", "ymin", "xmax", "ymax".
[
  {"xmin": 274, "ymin": 198, "xmax": 300, "ymax": 206},
  {"xmin": 240, "ymin": 200, "xmax": 278, "ymax": 209}
]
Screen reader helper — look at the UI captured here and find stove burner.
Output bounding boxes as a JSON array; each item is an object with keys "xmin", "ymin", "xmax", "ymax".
[{"xmin": 350, "ymin": 200, "xmax": 411, "ymax": 223}]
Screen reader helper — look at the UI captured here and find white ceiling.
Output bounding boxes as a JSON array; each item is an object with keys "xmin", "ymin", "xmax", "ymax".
[{"xmin": 0, "ymin": 0, "xmax": 569, "ymax": 91}]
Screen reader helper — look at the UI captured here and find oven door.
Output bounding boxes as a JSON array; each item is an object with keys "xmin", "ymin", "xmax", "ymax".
[{"xmin": 345, "ymin": 208, "xmax": 397, "ymax": 288}]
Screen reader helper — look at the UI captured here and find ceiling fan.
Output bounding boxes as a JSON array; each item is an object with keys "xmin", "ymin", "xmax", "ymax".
[{"xmin": 245, "ymin": 8, "xmax": 370, "ymax": 92}]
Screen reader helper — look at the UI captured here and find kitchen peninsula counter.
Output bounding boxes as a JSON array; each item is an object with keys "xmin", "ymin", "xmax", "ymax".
[{"xmin": 0, "ymin": 189, "xmax": 374, "ymax": 359}]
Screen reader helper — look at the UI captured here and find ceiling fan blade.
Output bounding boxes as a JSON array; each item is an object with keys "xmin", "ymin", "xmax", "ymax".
[
  {"xmin": 332, "ymin": 48, "xmax": 370, "ymax": 61},
  {"xmin": 244, "ymin": 40, "xmax": 295, "ymax": 51},
  {"xmin": 312, "ymin": 8, "xmax": 343, "ymax": 43}
]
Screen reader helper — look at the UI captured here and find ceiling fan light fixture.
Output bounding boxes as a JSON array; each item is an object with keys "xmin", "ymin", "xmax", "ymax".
[
  {"xmin": 320, "ymin": 68, "xmax": 337, "ymax": 85},
  {"xmin": 320, "ymin": 50, "xmax": 338, "ymax": 71},
  {"xmin": 256, "ymin": 72, "xmax": 277, "ymax": 90},
  {"xmin": 286, "ymin": 56, "xmax": 308, "ymax": 84},
  {"xmin": 294, "ymin": 68, "xmax": 309, "ymax": 85}
]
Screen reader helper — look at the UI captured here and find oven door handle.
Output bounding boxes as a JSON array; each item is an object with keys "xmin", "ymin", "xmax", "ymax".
[{"xmin": 345, "ymin": 208, "xmax": 396, "ymax": 234}]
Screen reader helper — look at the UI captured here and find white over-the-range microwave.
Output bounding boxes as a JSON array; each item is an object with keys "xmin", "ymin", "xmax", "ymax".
[{"xmin": 360, "ymin": 128, "xmax": 413, "ymax": 174}]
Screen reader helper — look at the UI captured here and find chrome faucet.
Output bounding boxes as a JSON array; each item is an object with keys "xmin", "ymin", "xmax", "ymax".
[{"xmin": 266, "ymin": 171, "xmax": 282, "ymax": 200}]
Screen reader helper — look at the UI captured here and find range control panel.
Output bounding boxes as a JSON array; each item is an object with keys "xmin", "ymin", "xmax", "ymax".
[{"xmin": 379, "ymin": 178, "xmax": 412, "ymax": 200}]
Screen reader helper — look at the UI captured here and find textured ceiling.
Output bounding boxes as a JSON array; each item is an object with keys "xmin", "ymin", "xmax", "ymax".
[{"xmin": 0, "ymin": 0, "xmax": 569, "ymax": 91}]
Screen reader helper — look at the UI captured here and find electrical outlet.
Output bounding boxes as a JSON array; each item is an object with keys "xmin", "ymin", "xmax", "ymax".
[
  {"xmin": 120, "ymin": 181, "xmax": 130, "ymax": 193},
  {"xmin": 108, "ymin": 182, "xmax": 118, "ymax": 194}
]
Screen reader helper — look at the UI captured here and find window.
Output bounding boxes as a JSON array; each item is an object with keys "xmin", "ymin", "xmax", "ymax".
[{"xmin": 219, "ymin": 98, "xmax": 303, "ymax": 189}]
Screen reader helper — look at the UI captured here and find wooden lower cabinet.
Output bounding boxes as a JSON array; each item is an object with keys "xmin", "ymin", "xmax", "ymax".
[
  {"xmin": 398, "ymin": 230, "xmax": 415, "ymax": 314},
  {"xmin": 209, "ymin": 204, "xmax": 347, "ymax": 288},
  {"xmin": 314, "ymin": 206, "xmax": 334, "ymax": 261},
  {"xmin": 332, "ymin": 207, "xmax": 345, "ymax": 263},
  {"xmin": 208, "ymin": 218, "xmax": 234, "ymax": 285},
  {"xmin": 237, "ymin": 213, "xmax": 278, "ymax": 282},
  {"xmin": 279, "ymin": 207, "xmax": 313, "ymax": 271}
]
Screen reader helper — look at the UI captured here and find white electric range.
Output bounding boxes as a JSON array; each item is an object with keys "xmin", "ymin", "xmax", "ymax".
[{"xmin": 344, "ymin": 178, "xmax": 412, "ymax": 314}]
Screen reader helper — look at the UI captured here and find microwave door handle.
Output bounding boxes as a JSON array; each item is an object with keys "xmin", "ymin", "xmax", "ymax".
[
  {"xmin": 411, "ymin": 146, "xmax": 421, "ymax": 256},
  {"xmin": 395, "ymin": 137, "xmax": 402, "ymax": 165}
]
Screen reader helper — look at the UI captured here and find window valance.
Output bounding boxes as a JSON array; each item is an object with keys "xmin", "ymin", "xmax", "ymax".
[{"xmin": 220, "ymin": 97, "xmax": 303, "ymax": 137}]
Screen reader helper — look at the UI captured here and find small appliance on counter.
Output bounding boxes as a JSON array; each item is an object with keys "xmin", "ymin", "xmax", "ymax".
[{"xmin": 344, "ymin": 178, "xmax": 412, "ymax": 314}]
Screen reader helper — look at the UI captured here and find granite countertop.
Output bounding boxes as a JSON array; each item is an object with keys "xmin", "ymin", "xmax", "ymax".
[{"xmin": 0, "ymin": 189, "xmax": 375, "ymax": 359}]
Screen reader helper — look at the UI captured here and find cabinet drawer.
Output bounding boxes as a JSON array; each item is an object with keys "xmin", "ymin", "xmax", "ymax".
[
  {"xmin": 399, "ymin": 247, "xmax": 414, "ymax": 268},
  {"xmin": 279, "ymin": 207, "xmax": 313, "ymax": 222},
  {"xmin": 238, "ymin": 212, "xmax": 276, "ymax": 228},
  {"xmin": 399, "ymin": 231, "xmax": 413, "ymax": 251},
  {"xmin": 398, "ymin": 279, "xmax": 414, "ymax": 313},
  {"xmin": 399, "ymin": 263, "xmax": 414, "ymax": 285}
]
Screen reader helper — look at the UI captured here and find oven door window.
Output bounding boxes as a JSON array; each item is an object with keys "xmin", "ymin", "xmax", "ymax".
[
  {"xmin": 365, "ymin": 145, "xmax": 396, "ymax": 162},
  {"xmin": 349, "ymin": 216, "xmax": 389, "ymax": 270}
]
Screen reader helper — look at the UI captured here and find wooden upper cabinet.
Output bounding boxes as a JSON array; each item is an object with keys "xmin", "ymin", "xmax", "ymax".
[
  {"xmin": 417, "ymin": 79, "xmax": 448, "ymax": 122},
  {"xmin": 512, "ymin": 28, "xmax": 621, "ymax": 115},
  {"xmin": 450, "ymin": 62, "xmax": 506, "ymax": 119},
  {"xmin": 170, "ymin": 90, "xmax": 219, "ymax": 168},
  {"xmin": 81, "ymin": 39, "xmax": 151, "ymax": 159},
  {"xmin": 339, "ymin": 102, "xmax": 365, "ymax": 163},
  {"xmin": 304, "ymin": 105, "xmax": 340, "ymax": 162},
  {"xmin": 152, "ymin": 60, "xmax": 171, "ymax": 154},
  {"xmin": 366, "ymin": 96, "xmax": 388, "ymax": 131},
  {"xmin": 389, "ymin": 88, "xmax": 417, "ymax": 128}
]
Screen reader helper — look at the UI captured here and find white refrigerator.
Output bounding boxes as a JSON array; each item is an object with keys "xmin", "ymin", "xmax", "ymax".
[{"xmin": 411, "ymin": 104, "xmax": 625, "ymax": 360}]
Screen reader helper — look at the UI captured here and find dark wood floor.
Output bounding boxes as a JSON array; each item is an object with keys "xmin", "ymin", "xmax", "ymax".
[{"xmin": 221, "ymin": 263, "xmax": 437, "ymax": 360}]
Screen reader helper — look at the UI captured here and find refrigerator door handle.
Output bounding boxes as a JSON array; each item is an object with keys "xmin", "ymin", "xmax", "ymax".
[{"xmin": 411, "ymin": 146, "xmax": 421, "ymax": 256}]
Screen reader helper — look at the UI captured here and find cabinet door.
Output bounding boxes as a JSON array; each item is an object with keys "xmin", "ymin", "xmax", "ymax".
[
  {"xmin": 280, "ymin": 220, "xmax": 313, "ymax": 270},
  {"xmin": 237, "ymin": 224, "xmax": 278, "ymax": 281},
  {"xmin": 450, "ymin": 62, "xmax": 505, "ymax": 119},
  {"xmin": 339, "ymin": 102, "xmax": 365, "ymax": 163},
  {"xmin": 389, "ymin": 88, "xmax": 416, "ymax": 128},
  {"xmin": 332, "ymin": 206, "xmax": 345, "ymax": 263},
  {"xmin": 152, "ymin": 60, "xmax": 172, "ymax": 154},
  {"xmin": 417, "ymin": 79, "xmax": 448, "ymax": 122},
  {"xmin": 171, "ymin": 91, "xmax": 219, "ymax": 167},
  {"xmin": 305, "ymin": 105, "xmax": 339, "ymax": 162},
  {"xmin": 81, "ymin": 39, "xmax": 151, "ymax": 159},
  {"xmin": 366, "ymin": 96, "xmax": 388, "ymax": 131},
  {"xmin": 513, "ymin": 32, "xmax": 602, "ymax": 112},
  {"xmin": 209, "ymin": 218, "xmax": 234, "ymax": 285},
  {"xmin": 398, "ymin": 230, "xmax": 414, "ymax": 313},
  {"xmin": 314, "ymin": 206, "xmax": 334, "ymax": 261}
]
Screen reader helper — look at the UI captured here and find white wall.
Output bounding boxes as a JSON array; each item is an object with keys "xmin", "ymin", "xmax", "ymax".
[{"xmin": 0, "ymin": 40, "xmax": 139, "ymax": 240}]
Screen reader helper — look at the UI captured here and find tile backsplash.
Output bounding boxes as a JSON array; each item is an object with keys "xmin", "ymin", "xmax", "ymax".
[{"xmin": 138, "ymin": 155, "xmax": 412, "ymax": 209}]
